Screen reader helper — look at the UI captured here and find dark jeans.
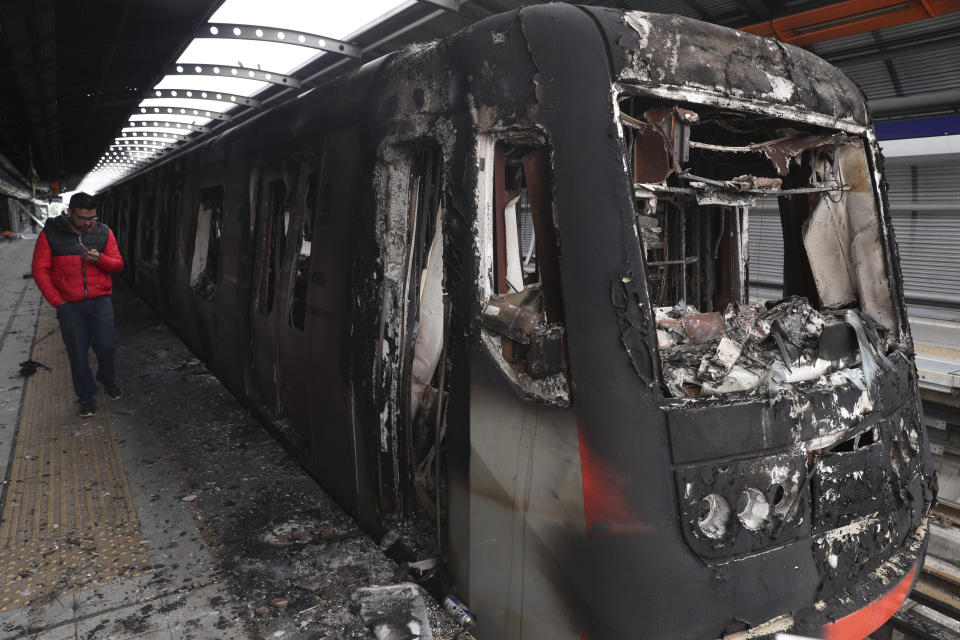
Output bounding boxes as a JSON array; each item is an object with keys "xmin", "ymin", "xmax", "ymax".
[{"xmin": 57, "ymin": 297, "xmax": 116, "ymax": 404}]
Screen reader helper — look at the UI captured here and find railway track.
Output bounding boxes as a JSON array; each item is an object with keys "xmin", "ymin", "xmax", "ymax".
[
  {"xmin": 932, "ymin": 502, "xmax": 960, "ymax": 529},
  {"xmin": 882, "ymin": 379, "xmax": 960, "ymax": 639},
  {"xmin": 873, "ymin": 524, "xmax": 960, "ymax": 639}
]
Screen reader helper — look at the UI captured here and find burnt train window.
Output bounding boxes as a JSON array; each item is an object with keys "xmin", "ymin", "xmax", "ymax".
[
  {"xmin": 257, "ymin": 179, "xmax": 288, "ymax": 316},
  {"xmin": 478, "ymin": 138, "xmax": 569, "ymax": 405},
  {"xmin": 289, "ymin": 172, "xmax": 319, "ymax": 331},
  {"xmin": 618, "ymin": 97, "xmax": 896, "ymax": 400},
  {"xmin": 189, "ymin": 186, "xmax": 224, "ymax": 300}
]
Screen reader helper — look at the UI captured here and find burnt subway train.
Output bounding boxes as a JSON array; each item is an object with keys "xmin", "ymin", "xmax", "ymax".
[{"xmin": 96, "ymin": 6, "xmax": 935, "ymax": 639}]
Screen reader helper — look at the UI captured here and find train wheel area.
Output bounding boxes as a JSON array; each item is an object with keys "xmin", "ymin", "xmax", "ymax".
[{"xmin": 0, "ymin": 239, "xmax": 461, "ymax": 640}]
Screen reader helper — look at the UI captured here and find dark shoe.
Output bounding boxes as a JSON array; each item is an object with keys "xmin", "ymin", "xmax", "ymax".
[
  {"xmin": 105, "ymin": 382, "xmax": 123, "ymax": 400},
  {"xmin": 78, "ymin": 402, "xmax": 97, "ymax": 418}
]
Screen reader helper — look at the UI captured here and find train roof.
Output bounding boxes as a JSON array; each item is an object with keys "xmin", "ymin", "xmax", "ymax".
[
  {"xmin": 584, "ymin": 8, "xmax": 869, "ymax": 126},
  {"xmin": 115, "ymin": 4, "xmax": 874, "ymax": 182}
]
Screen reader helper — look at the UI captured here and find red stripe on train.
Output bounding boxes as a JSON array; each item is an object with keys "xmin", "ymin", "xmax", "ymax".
[
  {"xmin": 577, "ymin": 424, "xmax": 650, "ymax": 537},
  {"xmin": 822, "ymin": 563, "xmax": 918, "ymax": 640}
]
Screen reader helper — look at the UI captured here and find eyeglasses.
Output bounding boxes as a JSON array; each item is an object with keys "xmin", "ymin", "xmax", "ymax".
[{"xmin": 72, "ymin": 213, "xmax": 98, "ymax": 222}]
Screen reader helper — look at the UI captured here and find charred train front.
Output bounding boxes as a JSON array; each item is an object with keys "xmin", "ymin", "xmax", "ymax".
[
  {"xmin": 99, "ymin": 6, "xmax": 935, "ymax": 640},
  {"xmin": 427, "ymin": 8, "xmax": 934, "ymax": 639}
]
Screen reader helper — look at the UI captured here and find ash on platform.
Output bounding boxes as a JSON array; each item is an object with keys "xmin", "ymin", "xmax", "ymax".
[{"xmin": 112, "ymin": 283, "xmax": 461, "ymax": 640}]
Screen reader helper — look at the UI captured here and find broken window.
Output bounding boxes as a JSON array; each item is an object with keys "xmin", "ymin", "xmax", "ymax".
[
  {"xmin": 477, "ymin": 137, "xmax": 569, "ymax": 406},
  {"xmin": 257, "ymin": 178, "xmax": 289, "ymax": 316},
  {"xmin": 289, "ymin": 171, "xmax": 320, "ymax": 332},
  {"xmin": 618, "ymin": 95, "xmax": 896, "ymax": 402},
  {"xmin": 189, "ymin": 185, "xmax": 224, "ymax": 300}
]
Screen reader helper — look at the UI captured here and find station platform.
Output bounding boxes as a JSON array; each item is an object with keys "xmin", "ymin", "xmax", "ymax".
[{"xmin": 0, "ymin": 239, "xmax": 459, "ymax": 640}]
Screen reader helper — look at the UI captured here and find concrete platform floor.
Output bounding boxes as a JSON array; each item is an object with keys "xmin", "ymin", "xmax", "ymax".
[{"xmin": 0, "ymin": 238, "xmax": 460, "ymax": 640}]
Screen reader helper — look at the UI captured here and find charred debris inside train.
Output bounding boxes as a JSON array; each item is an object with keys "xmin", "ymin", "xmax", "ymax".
[{"xmin": 616, "ymin": 94, "xmax": 903, "ymax": 405}]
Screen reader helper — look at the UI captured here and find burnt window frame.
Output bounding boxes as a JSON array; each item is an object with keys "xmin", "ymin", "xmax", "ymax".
[
  {"xmin": 613, "ymin": 84, "xmax": 903, "ymax": 405},
  {"xmin": 288, "ymin": 153, "xmax": 325, "ymax": 332},
  {"xmin": 189, "ymin": 185, "xmax": 225, "ymax": 301},
  {"xmin": 158, "ymin": 183, "xmax": 181, "ymax": 269},
  {"xmin": 475, "ymin": 131, "xmax": 570, "ymax": 406},
  {"xmin": 256, "ymin": 175, "xmax": 292, "ymax": 316}
]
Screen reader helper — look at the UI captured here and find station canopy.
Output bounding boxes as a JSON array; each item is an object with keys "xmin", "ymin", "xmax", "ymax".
[
  {"xmin": 80, "ymin": 0, "xmax": 414, "ymax": 193},
  {"xmin": 0, "ymin": 0, "xmax": 957, "ymax": 196}
]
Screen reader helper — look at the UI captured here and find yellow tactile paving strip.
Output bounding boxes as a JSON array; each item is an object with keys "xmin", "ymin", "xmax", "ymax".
[{"xmin": 0, "ymin": 305, "xmax": 151, "ymax": 611}]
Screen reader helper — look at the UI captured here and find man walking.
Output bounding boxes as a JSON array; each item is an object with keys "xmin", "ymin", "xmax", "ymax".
[{"xmin": 32, "ymin": 192, "xmax": 124, "ymax": 417}]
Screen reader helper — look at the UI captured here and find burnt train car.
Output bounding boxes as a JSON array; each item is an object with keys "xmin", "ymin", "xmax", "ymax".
[{"xmin": 96, "ymin": 5, "xmax": 936, "ymax": 639}]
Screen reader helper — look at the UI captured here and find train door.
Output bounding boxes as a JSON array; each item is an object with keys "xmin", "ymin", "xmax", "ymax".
[
  {"xmin": 249, "ymin": 163, "xmax": 298, "ymax": 417},
  {"xmin": 275, "ymin": 132, "xmax": 367, "ymax": 515}
]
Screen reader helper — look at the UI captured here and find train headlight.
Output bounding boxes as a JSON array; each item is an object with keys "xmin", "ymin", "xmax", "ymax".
[
  {"xmin": 771, "ymin": 481, "xmax": 799, "ymax": 519},
  {"xmin": 697, "ymin": 493, "xmax": 731, "ymax": 539},
  {"xmin": 737, "ymin": 488, "xmax": 770, "ymax": 531}
]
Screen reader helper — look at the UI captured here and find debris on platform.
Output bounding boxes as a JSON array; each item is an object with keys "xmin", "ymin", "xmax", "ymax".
[
  {"xmin": 17, "ymin": 359, "xmax": 50, "ymax": 377},
  {"xmin": 354, "ymin": 582, "xmax": 434, "ymax": 640},
  {"xmin": 263, "ymin": 518, "xmax": 333, "ymax": 546},
  {"xmin": 658, "ymin": 296, "xmax": 892, "ymax": 400}
]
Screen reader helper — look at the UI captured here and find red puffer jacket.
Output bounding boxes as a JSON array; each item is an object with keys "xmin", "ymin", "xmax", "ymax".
[{"xmin": 32, "ymin": 215, "xmax": 124, "ymax": 307}]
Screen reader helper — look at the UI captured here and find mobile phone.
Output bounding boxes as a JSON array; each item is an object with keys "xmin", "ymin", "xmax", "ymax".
[{"xmin": 78, "ymin": 238, "xmax": 89, "ymax": 254}]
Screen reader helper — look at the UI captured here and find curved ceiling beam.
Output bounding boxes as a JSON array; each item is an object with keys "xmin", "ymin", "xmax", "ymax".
[
  {"xmin": 111, "ymin": 141, "xmax": 178, "ymax": 151},
  {"xmin": 118, "ymin": 132, "xmax": 190, "ymax": 142},
  {"xmin": 168, "ymin": 63, "xmax": 301, "ymax": 88},
  {"xmin": 136, "ymin": 104, "xmax": 234, "ymax": 122},
  {"xmin": 203, "ymin": 23, "xmax": 362, "ymax": 59},
  {"xmin": 124, "ymin": 121, "xmax": 212, "ymax": 134},
  {"xmin": 146, "ymin": 88, "xmax": 261, "ymax": 108}
]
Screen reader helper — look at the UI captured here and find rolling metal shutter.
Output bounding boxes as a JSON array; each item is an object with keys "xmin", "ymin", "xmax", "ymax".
[
  {"xmin": 746, "ymin": 204, "xmax": 783, "ymax": 292},
  {"xmin": 747, "ymin": 161, "xmax": 960, "ymax": 317},
  {"xmin": 885, "ymin": 162, "xmax": 960, "ymax": 310}
]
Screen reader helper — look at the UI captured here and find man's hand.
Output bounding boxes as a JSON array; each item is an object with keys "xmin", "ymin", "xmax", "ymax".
[{"xmin": 82, "ymin": 248, "xmax": 101, "ymax": 263}]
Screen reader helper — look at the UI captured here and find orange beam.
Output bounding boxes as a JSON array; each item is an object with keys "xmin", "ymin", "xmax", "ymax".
[{"xmin": 741, "ymin": 0, "xmax": 960, "ymax": 46}]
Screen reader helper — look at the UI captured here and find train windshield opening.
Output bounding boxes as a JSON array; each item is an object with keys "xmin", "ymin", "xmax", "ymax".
[{"xmin": 619, "ymin": 97, "xmax": 898, "ymax": 402}]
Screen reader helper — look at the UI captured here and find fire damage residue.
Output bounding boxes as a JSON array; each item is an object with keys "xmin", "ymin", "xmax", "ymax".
[
  {"xmin": 605, "ymin": 19, "xmax": 936, "ymax": 634},
  {"xmin": 108, "ymin": 285, "xmax": 461, "ymax": 640},
  {"xmin": 354, "ymin": 583, "xmax": 434, "ymax": 640},
  {"xmin": 613, "ymin": 91, "xmax": 899, "ymax": 407},
  {"xmin": 475, "ymin": 136, "xmax": 571, "ymax": 408},
  {"xmin": 616, "ymin": 11, "xmax": 867, "ymax": 125},
  {"xmin": 656, "ymin": 295, "xmax": 891, "ymax": 402},
  {"xmin": 612, "ymin": 273, "xmax": 655, "ymax": 386},
  {"xmin": 796, "ymin": 521, "xmax": 928, "ymax": 631}
]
